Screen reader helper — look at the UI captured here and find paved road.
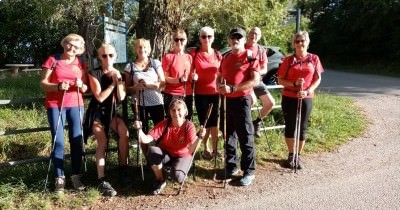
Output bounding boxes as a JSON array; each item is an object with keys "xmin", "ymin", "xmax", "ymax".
[{"xmin": 187, "ymin": 70, "xmax": 400, "ymax": 210}]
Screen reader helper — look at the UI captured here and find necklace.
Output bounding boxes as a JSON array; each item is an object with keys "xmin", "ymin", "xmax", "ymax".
[{"xmin": 135, "ymin": 59, "xmax": 149, "ymax": 69}]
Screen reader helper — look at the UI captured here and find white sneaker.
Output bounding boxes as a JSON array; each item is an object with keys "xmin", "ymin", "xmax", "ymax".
[
  {"xmin": 71, "ymin": 175, "xmax": 85, "ymax": 191},
  {"xmin": 54, "ymin": 176, "xmax": 65, "ymax": 193}
]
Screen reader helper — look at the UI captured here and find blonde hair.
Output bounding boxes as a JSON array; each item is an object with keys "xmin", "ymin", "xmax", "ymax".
[
  {"xmin": 97, "ymin": 43, "xmax": 117, "ymax": 57},
  {"xmin": 134, "ymin": 38, "xmax": 151, "ymax": 52},
  {"xmin": 60, "ymin": 33, "xmax": 85, "ymax": 55},
  {"xmin": 292, "ymin": 31, "xmax": 310, "ymax": 47}
]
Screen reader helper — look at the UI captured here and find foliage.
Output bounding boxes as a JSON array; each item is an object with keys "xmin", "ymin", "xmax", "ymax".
[{"xmin": 299, "ymin": 0, "xmax": 400, "ymax": 67}]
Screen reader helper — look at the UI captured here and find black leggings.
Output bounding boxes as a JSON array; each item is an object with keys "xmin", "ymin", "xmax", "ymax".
[
  {"xmin": 163, "ymin": 92, "xmax": 193, "ymax": 120},
  {"xmin": 131, "ymin": 104, "xmax": 165, "ymax": 134},
  {"xmin": 281, "ymin": 96, "xmax": 313, "ymax": 141}
]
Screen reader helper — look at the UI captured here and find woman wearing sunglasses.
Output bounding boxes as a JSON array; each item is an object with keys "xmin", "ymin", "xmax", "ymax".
[
  {"xmin": 85, "ymin": 43, "xmax": 130, "ymax": 197},
  {"xmin": 189, "ymin": 26, "xmax": 222, "ymax": 160},
  {"xmin": 161, "ymin": 29, "xmax": 194, "ymax": 120},
  {"xmin": 277, "ymin": 31, "xmax": 324, "ymax": 169},
  {"xmin": 41, "ymin": 33, "xmax": 87, "ymax": 193}
]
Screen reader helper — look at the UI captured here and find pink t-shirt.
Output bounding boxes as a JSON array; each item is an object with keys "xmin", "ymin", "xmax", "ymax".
[
  {"xmin": 220, "ymin": 50, "xmax": 259, "ymax": 98},
  {"xmin": 190, "ymin": 48, "xmax": 222, "ymax": 95},
  {"xmin": 42, "ymin": 55, "xmax": 87, "ymax": 108},
  {"xmin": 277, "ymin": 53, "xmax": 324, "ymax": 98},
  {"xmin": 149, "ymin": 119, "xmax": 197, "ymax": 158},
  {"xmin": 162, "ymin": 53, "xmax": 193, "ymax": 96}
]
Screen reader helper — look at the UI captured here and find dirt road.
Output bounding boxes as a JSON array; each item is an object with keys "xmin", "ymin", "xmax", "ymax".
[{"xmin": 92, "ymin": 70, "xmax": 400, "ymax": 210}]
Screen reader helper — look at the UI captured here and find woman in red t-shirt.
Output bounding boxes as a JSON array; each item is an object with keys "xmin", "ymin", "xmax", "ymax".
[
  {"xmin": 189, "ymin": 26, "xmax": 222, "ymax": 160},
  {"xmin": 277, "ymin": 31, "xmax": 324, "ymax": 169},
  {"xmin": 134, "ymin": 99, "xmax": 204, "ymax": 195},
  {"xmin": 162, "ymin": 29, "xmax": 194, "ymax": 119},
  {"xmin": 40, "ymin": 33, "xmax": 88, "ymax": 193}
]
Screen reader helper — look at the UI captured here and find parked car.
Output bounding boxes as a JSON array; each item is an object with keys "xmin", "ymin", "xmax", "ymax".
[{"xmin": 220, "ymin": 46, "xmax": 284, "ymax": 85}]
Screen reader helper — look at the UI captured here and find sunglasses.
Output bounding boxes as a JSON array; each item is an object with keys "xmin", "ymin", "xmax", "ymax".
[
  {"xmin": 66, "ymin": 43, "xmax": 80, "ymax": 50},
  {"xmin": 101, "ymin": 54, "xmax": 114, "ymax": 59},
  {"xmin": 200, "ymin": 35, "xmax": 213, "ymax": 39},
  {"xmin": 174, "ymin": 38, "xmax": 186, "ymax": 42},
  {"xmin": 229, "ymin": 34, "xmax": 243, "ymax": 40},
  {"xmin": 295, "ymin": 40, "xmax": 306, "ymax": 44}
]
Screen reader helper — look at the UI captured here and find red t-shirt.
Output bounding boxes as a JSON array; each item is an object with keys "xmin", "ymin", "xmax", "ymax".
[
  {"xmin": 189, "ymin": 48, "xmax": 222, "ymax": 95},
  {"xmin": 277, "ymin": 53, "xmax": 324, "ymax": 98},
  {"xmin": 149, "ymin": 119, "xmax": 197, "ymax": 158},
  {"xmin": 42, "ymin": 55, "xmax": 87, "ymax": 108},
  {"xmin": 162, "ymin": 53, "xmax": 193, "ymax": 96},
  {"xmin": 244, "ymin": 44, "xmax": 268, "ymax": 73},
  {"xmin": 220, "ymin": 50, "xmax": 259, "ymax": 98}
]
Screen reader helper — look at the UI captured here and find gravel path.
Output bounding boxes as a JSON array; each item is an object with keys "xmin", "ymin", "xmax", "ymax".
[{"xmin": 92, "ymin": 70, "xmax": 400, "ymax": 210}]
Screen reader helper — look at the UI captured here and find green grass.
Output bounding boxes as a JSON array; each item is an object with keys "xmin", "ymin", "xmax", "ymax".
[{"xmin": 0, "ymin": 75, "xmax": 367, "ymax": 209}]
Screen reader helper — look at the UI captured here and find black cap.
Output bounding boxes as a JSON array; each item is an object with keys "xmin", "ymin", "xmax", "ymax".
[{"xmin": 229, "ymin": 27, "xmax": 246, "ymax": 38}]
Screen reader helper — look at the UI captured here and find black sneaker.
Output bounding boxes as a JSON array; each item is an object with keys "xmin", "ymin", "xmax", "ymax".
[
  {"xmin": 152, "ymin": 180, "xmax": 166, "ymax": 195},
  {"xmin": 119, "ymin": 165, "xmax": 132, "ymax": 186},
  {"xmin": 253, "ymin": 119, "xmax": 262, "ymax": 138},
  {"xmin": 98, "ymin": 180, "xmax": 117, "ymax": 197}
]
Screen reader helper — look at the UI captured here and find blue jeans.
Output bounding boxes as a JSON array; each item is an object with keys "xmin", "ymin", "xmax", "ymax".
[{"xmin": 47, "ymin": 106, "xmax": 84, "ymax": 177}]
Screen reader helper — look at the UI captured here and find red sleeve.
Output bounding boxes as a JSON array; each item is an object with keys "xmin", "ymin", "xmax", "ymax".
[
  {"xmin": 148, "ymin": 119, "xmax": 169, "ymax": 142},
  {"xmin": 161, "ymin": 54, "xmax": 170, "ymax": 75},
  {"xmin": 42, "ymin": 55, "xmax": 56, "ymax": 70},
  {"xmin": 277, "ymin": 55, "xmax": 292, "ymax": 78},
  {"xmin": 313, "ymin": 54, "xmax": 324, "ymax": 74},
  {"xmin": 186, "ymin": 121, "xmax": 197, "ymax": 145}
]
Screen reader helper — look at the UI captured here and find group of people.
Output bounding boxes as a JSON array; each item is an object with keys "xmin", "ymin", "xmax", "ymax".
[{"xmin": 40, "ymin": 26, "xmax": 323, "ymax": 196}]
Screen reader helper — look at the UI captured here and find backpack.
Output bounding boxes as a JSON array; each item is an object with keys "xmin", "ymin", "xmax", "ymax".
[
  {"xmin": 246, "ymin": 44, "xmax": 265, "ymax": 62},
  {"xmin": 130, "ymin": 58, "xmax": 158, "ymax": 78}
]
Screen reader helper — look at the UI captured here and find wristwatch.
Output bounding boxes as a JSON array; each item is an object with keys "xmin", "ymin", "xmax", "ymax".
[{"xmin": 117, "ymin": 77, "xmax": 123, "ymax": 83}]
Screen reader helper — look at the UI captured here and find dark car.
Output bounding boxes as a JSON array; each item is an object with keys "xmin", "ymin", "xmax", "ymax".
[{"xmin": 220, "ymin": 46, "xmax": 284, "ymax": 85}]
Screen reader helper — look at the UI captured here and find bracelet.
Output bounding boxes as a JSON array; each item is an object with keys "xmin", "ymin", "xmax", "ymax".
[{"xmin": 57, "ymin": 82, "xmax": 62, "ymax": 91}]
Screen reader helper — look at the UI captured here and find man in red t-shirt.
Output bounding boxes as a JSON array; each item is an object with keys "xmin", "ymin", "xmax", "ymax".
[
  {"xmin": 245, "ymin": 27, "xmax": 276, "ymax": 137},
  {"xmin": 217, "ymin": 27, "xmax": 260, "ymax": 186}
]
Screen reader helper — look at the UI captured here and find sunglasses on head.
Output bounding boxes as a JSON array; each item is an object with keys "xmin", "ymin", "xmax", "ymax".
[
  {"xmin": 200, "ymin": 35, "xmax": 213, "ymax": 39},
  {"xmin": 295, "ymin": 39, "xmax": 305, "ymax": 44},
  {"xmin": 174, "ymin": 38, "xmax": 186, "ymax": 42},
  {"xmin": 101, "ymin": 54, "xmax": 114, "ymax": 59},
  {"xmin": 229, "ymin": 34, "xmax": 243, "ymax": 40}
]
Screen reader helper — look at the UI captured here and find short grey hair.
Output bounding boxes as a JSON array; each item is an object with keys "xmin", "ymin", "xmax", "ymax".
[
  {"xmin": 199, "ymin": 26, "xmax": 214, "ymax": 35},
  {"xmin": 292, "ymin": 31, "xmax": 310, "ymax": 47}
]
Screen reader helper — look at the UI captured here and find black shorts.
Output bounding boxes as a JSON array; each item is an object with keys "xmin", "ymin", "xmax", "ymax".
[
  {"xmin": 253, "ymin": 82, "xmax": 270, "ymax": 97},
  {"xmin": 194, "ymin": 94, "xmax": 219, "ymax": 128}
]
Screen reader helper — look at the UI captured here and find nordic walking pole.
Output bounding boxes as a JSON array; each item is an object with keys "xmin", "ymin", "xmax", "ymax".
[
  {"xmin": 183, "ymin": 68, "xmax": 187, "ymax": 99},
  {"xmin": 212, "ymin": 92, "xmax": 222, "ymax": 181},
  {"xmin": 134, "ymin": 94, "xmax": 144, "ymax": 181},
  {"xmin": 76, "ymin": 78, "xmax": 87, "ymax": 173},
  {"xmin": 222, "ymin": 79, "xmax": 227, "ymax": 188},
  {"xmin": 293, "ymin": 81, "xmax": 303, "ymax": 173},
  {"xmin": 178, "ymin": 103, "xmax": 213, "ymax": 195},
  {"xmin": 44, "ymin": 86, "xmax": 66, "ymax": 192}
]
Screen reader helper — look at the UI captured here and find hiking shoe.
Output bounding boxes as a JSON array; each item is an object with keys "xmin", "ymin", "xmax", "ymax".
[
  {"xmin": 98, "ymin": 181, "xmax": 117, "ymax": 197},
  {"xmin": 54, "ymin": 176, "xmax": 65, "ymax": 193},
  {"xmin": 239, "ymin": 174, "xmax": 255, "ymax": 186},
  {"xmin": 253, "ymin": 119, "xmax": 262, "ymax": 138},
  {"xmin": 119, "ymin": 165, "xmax": 132, "ymax": 186},
  {"xmin": 152, "ymin": 180, "xmax": 166, "ymax": 195},
  {"xmin": 70, "ymin": 175, "xmax": 85, "ymax": 191},
  {"xmin": 284, "ymin": 154, "xmax": 303, "ymax": 169}
]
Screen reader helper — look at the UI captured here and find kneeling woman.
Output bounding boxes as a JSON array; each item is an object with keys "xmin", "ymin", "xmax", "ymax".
[
  {"xmin": 85, "ymin": 43, "xmax": 130, "ymax": 197},
  {"xmin": 134, "ymin": 99, "xmax": 203, "ymax": 195}
]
